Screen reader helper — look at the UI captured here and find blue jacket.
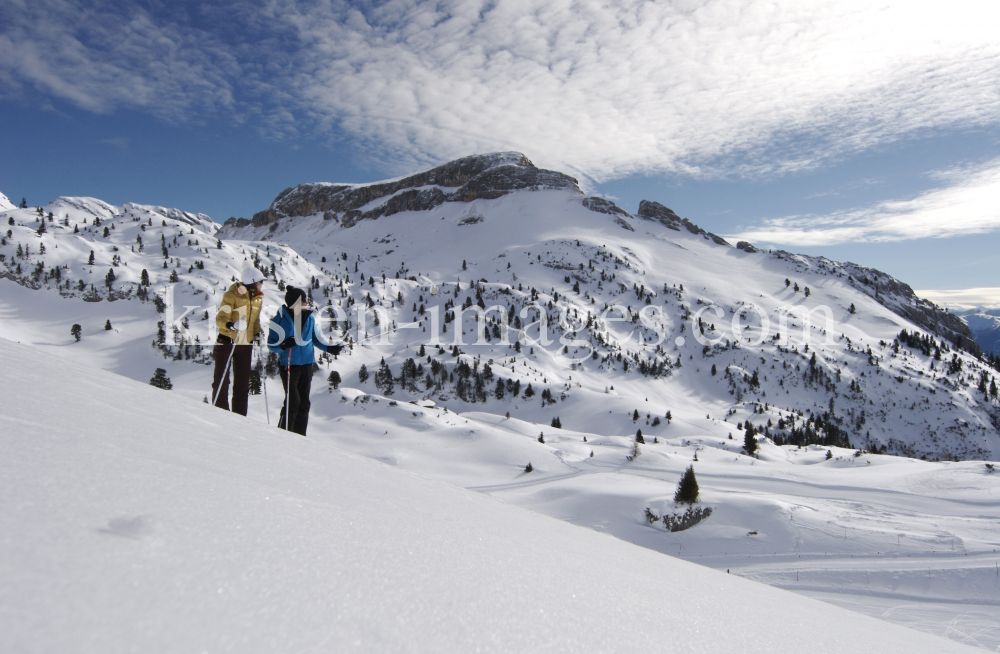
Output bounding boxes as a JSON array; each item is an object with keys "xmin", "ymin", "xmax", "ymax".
[{"xmin": 267, "ymin": 306, "xmax": 329, "ymax": 367}]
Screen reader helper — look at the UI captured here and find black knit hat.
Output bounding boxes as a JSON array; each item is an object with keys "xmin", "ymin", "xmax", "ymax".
[{"xmin": 284, "ymin": 285, "xmax": 306, "ymax": 308}]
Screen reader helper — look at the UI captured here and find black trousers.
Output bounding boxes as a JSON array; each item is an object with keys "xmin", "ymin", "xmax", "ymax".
[
  {"xmin": 212, "ymin": 344, "xmax": 253, "ymax": 416},
  {"xmin": 278, "ymin": 364, "xmax": 313, "ymax": 435}
]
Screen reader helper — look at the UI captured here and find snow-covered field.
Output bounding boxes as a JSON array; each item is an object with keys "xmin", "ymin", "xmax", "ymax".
[
  {"xmin": 0, "ymin": 337, "xmax": 986, "ymax": 653},
  {"xmin": 2, "ymin": 155, "xmax": 999, "ymax": 649}
]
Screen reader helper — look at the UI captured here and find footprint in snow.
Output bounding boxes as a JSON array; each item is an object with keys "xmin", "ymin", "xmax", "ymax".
[{"xmin": 98, "ymin": 515, "xmax": 151, "ymax": 540}]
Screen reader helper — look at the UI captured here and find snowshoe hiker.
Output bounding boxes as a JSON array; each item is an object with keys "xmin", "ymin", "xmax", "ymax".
[
  {"xmin": 212, "ymin": 267, "xmax": 266, "ymax": 415},
  {"xmin": 268, "ymin": 285, "xmax": 343, "ymax": 435}
]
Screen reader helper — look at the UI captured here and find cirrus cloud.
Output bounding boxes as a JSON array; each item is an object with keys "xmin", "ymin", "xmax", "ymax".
[
  {"xmin": 2, "ymin": 0, "xmax": 999, "ymax": 186},
  {"xmin": 728, "ymin": 158, "xmax": 1000, "ymax": 246}
]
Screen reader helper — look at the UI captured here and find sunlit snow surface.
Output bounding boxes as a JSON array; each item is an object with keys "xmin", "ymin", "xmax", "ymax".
[{"xmin": 0, "ymin": 337, "xmax": 986, "ymax": 653}]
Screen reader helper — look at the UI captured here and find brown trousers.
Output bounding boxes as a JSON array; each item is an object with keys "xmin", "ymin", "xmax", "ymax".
[{"xmin": 212, "ymin": 344, "xmax": 253, "ymax": 416}]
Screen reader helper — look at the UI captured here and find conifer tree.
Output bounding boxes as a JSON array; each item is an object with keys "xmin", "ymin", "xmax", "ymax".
[
  {"xmin": 328, "ymin": 371, "xmax": 341, "ymax": 389},
  {"xmin": 635, "ymin": 429, "xmax": 644, "ymax": 444},
  {"xmin": 70, "ymin": 324, "xmax": 82, "ymax": 342},
  {"xmin": 551, "ymin": 416, "xmax": 562, "ymax": 428},
  {"xmin": 149, "ymin": 368, "xmax": 173, "ymax": 390},
  {"xmin": 743, "ymin": 424, "xmax": 758, "ymax": 456},
  {"xmin": 104, "ymin": 319, "xmax": 112, "ymax": 331},
  {"xmin": 88, "ymin": 250, "xmax": 95, "ymax": 265},
  {"xmin": 674, "ymin": 465, "xmax": 699, "ymax": 504},
  {"xmin": 358, "ymin": 364, "xmax": 369, "ymax": 384}
]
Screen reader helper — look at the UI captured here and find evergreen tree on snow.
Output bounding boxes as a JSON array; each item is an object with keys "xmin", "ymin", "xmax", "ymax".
[
  {"xmin": 674, "ymin": 465, "xmax": 700, "ymax": 504},
  {"xmin": 149, "ymin": 368, "xmax": 172, "ymax": 390},
  {"xmin": 70, "ymin": 324, "xmax": 82, "ymax": 342}
]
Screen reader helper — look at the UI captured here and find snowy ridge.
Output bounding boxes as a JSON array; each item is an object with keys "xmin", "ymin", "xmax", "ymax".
[{"xmin": 0, "ymin": 337, "xmax": 982, "ymax": 653}]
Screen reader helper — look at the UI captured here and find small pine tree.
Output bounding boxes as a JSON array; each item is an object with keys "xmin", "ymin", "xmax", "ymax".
[
  {"xmin": 538, "ymin": 433, "xmax": 545, "ymax": 443},
  {"xmin": 635, "ymin": 429, "xmax": 644, "ymax": 444},
  {"xmin": 524, "ymin": 462, "xmax": 533, "ymax": 473},
  {"xmin": 328, "ymin": 370, "xmax": 341, "ymax": 389},
  {"xmin": 551, "ymin": 416, "xmax": 562, "ymax": 428},
  {"xmin": 674, "ymin": 465, "xmax": 700, "ymax": 504},
  {"xmin": 140, "ymin": 269, "xmax": 150, "ymax": 286},
  {"xmin": 104, "ymin": 319, "xmax": 112, "ymax": 331},
  {"xmin": 826, "ymin": 449, "xmax": 833, "ymax": 460},
  {"xmin": 70, "ymin": 324, "xmax": 82, "ymax": 342},
  {"xmin": 711, "ymin": 364, "xmax": 717, "ymax": 376},
  {"xmin": 248, "ymin": 370, "xmax": 262, "ymax": 395},
  {"xmin": 743, "ymin": 428, "xmax": 758, "ymax": 456},
  {"xmin": 358, "ymin": 364, "xmax": 369, "ymax": 384},
  {"xmin": 88, "ymin": 250, "xmax": 95, "ymax": 265},
  {"xmin": 632, "ymin": 409, "xmax": 640, "ymax": 421},
  {"xmin": 149, "ymin": 368, "xmax": 173, "ymax": 390},
  {"xmin": 169, "ymin": 270, "xmax": 179, "ymax": 283},
  {"xmin": 849, "ymin": 303, "xmax": 856, "ymax": 315}
]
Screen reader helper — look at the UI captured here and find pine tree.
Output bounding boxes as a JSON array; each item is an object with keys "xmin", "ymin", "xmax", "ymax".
[
  {"xmin": 70, "ymin": 324, "xmax": 82, "ymax": 342},
  {"xmin": 88, "ymin": 250, "xmax": 95, "ymax": 265},
  {"xmin": 328, "ymin": 370, "xmax": 341, "ymax": 389},
  {"xmin": 635, "ymin": 429, "xmax": 644, "ymax": 444},
  {"xmin": 743, "ymin": 425, "xmax": 758, "ymax": 456},
  {"xmin": 632, "ymin": 409, "xmax": 640, "ymax": 421},
  {"xmin": 149, "ymin": 368, "xmax": 173, "ymax": 390},
  {"xmin": 358, "ymin": 364, "xmax": 369, "ymax": 384},
  {"xmin": 849, "ymin": 303, "xmax": 856, "ymax": 315},
  {"xmin": 169, "ymin": 270, "xmax": 179, "ymax": 283},
  {"xmin": 104, "ymin": 268, "xmax": 116, "ymax": 288},
  {"xmin": 104, "ymin": 319, "xmax": 112, "ymax": 331},
  {"xmin": 140, "ymin": 269, "xmax": 150, "ymax": 286},
  {"xmin": 248, "ymin": 369, "xmax": 262, "ymax": 395},
  {"xmin": 674, "ymin": 465, "xmax": 700, "ymax": 504},
  {"xmin": 551, "ymin": 416, "xmax": 562, "ymax": 428}
]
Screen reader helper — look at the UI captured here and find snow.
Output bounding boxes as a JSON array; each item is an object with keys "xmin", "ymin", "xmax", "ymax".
[
  {"xmin": 0, "ymin": 336, "xmax": 983, "ymax": 653},
  {"xmin": 0, "ymin": 191, "xmax": 14, "ymax": 211},
  {"xmin": 2, "ymin": 176, "xmax": 1000, "ymax": 649}
]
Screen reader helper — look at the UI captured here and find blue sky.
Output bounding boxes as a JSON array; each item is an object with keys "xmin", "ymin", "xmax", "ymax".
[{"xmin": 2, "ymin": 0, "xmax": 999, "ymax": 294}]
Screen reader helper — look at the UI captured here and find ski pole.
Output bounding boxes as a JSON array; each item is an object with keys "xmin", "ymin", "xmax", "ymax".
[
  {"xmin": 284, "ymin": 353, "xmax": 292, "ymax": 431},
  {"xmin": 258, "ymin": 342, "xmax": 271, "ymax": 425},
  {"xmin": 212, "ymin": 321, "xmax": 246, "ymax": 407}
]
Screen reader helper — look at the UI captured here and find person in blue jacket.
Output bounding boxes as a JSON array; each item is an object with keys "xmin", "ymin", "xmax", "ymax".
[{"xmin": 267, "ymin": 285, "xmax": 343, "ymax": 435}]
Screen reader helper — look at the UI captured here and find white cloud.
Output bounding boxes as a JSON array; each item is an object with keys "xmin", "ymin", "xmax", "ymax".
[
  {"xmin": 0, "ymin": 0, "xmax": 238, "ymax": 121},
  {"xmin": 729, "ymin": 158, "xmax": 1000, "ymax": 246},
  {"xmin": 2, "ymin": 0, "xmax": 999, "ymax": 183}
]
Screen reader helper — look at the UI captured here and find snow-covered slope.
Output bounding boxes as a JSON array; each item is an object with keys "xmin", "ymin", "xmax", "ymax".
[
  {"xmin": 2, "ymin": 155, "xmax": 1000, "ymax": 648},
  {"xmin": 0, "ymin": 337, "xmax": 982, "ymax": 654}
]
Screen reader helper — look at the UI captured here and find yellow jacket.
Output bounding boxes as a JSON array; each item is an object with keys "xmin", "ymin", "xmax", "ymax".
[{"xmin": 216, "ymin": 282, "xmax": 264, "ymax": 344}]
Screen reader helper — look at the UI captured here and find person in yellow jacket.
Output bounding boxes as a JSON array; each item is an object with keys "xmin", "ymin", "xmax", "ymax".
[{"xmin": 211, "ymin": 267, "xmax": 266, "ymax": 415}]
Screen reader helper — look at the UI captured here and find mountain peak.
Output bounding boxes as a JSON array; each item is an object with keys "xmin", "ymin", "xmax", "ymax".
[
  {"xmin": 637, "ymin": 199, "xmax": 730, "ymax": 246},
  {"xmin": 225, "ymin": 151, "xmax": 577, "ymax": 232}
]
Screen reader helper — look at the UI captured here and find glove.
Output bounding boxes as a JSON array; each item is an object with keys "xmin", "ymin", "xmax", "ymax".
[
  {"xmin": 329, "ymin": 344, "xmax": 344, "ymax": 356},
  {"xmin": 217, "ymin": 334, "xmax": 232, "ymax": 345},
  {"xmin": 225, "ymin": 321, "xmax": 234, "ymax": 330},
  {"xmin": 279, "ymin": 337, "xmax": 296, "ymax": 350}
]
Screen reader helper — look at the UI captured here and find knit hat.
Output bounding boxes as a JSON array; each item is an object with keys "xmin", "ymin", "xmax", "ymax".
[
  {"xmin": 241, "ymin": 267, "xmax": 265, "ymax": 285},
  {"xmin": 285, "ymin": 285, "xmax": 306, "ymax": 308}
]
